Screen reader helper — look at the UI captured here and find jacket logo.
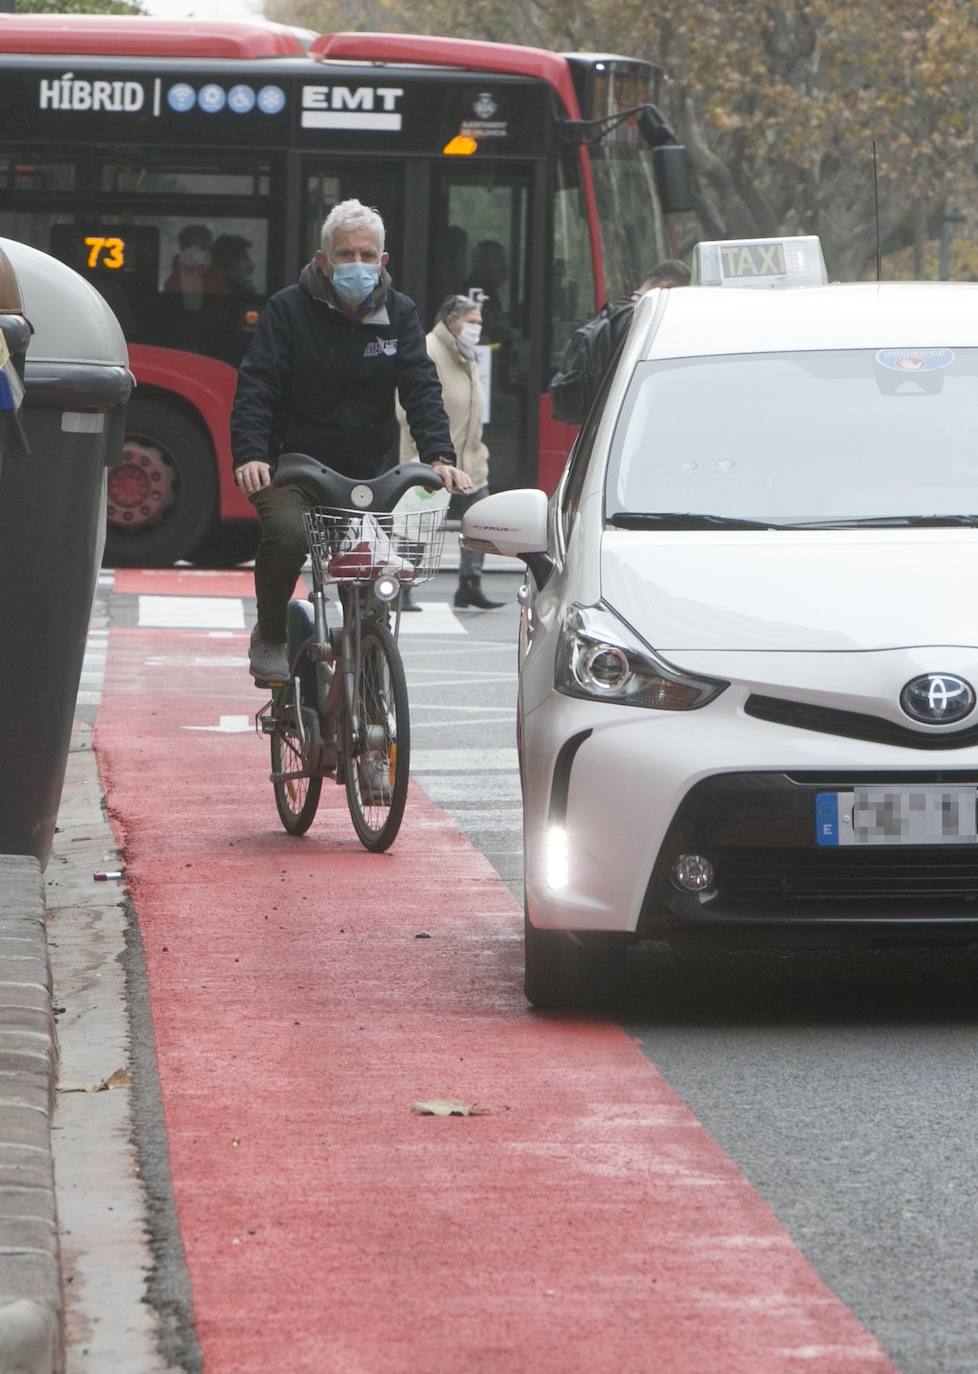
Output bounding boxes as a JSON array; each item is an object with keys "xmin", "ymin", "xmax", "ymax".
[{"xmin": 364, "ymin": 338, "xmax": 397, "ymax": 358}]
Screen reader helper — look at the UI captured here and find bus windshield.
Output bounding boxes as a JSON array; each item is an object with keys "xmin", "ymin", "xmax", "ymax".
[{"xmin": 591, "ymin": 143, "xmax": 666, "ymax": 305}]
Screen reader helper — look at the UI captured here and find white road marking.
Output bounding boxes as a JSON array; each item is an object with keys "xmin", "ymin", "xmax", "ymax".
[
  {"xmin": 395, "ymin": 603, "xmax": 467, "ymax": 635},
  {"xmin": 138, "ymin": 596, "xmax": 245, "ymax": 629},
  {"xmin": 146, "ymin": 656, "xmax": 250, "ymax": 668},
  {"xmin": 411, "ymin": 748, "xmax": 518, "ymax": 772},
  {"xmin": 182, "ymin": 715, "xmax": 252, "ymax": 734}
]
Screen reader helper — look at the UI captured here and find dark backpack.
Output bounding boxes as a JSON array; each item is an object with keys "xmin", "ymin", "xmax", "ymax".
[{"xmin": 548, "ymin": 298, "xmax": 635, "ymax": 425}]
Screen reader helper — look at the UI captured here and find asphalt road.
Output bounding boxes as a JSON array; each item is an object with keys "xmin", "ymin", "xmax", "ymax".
[
  {"xmin": 398, "ymin": 574, "xmax": 978, "ymax": 1374},
  {"xmin": 73, "ymin": 562, "xmax": 978, "ymax": 1373}
]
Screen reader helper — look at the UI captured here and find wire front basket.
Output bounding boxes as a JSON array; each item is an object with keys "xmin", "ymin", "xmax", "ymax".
[{"xmin": 303, "ymin": 506, "xmax": 448, "ymax": 587}]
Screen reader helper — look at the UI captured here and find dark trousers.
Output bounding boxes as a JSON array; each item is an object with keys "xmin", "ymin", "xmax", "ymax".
[
  {"xmin": 448, "ymin": 485, "xmax": 491, "ymax": 577},
  {"xmin": 250, "ymin": 484, "xmax": 318, "ymax": 643}
]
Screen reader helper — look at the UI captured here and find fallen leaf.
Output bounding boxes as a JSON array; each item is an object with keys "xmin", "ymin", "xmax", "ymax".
[
  {"xmin": 410, "ymin": 1098, "xmax": 492, "ymax": 1117},
  {"xmin": 58, "ymin": 1066, "xmax": 132, "ymax": 1094}
]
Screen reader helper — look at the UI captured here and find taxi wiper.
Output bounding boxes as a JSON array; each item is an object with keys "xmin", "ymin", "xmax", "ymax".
[
  {"xmin": 787, "ymin": 514, "xmax": 978, "ymax": 529},
  {"xmin": 608, "ymin": 512, "xmax": 782, "ymax": 530}
]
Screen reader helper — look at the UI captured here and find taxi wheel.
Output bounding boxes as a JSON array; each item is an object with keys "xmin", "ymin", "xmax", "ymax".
[{"xmin": 523, "ymin": 907, "xmax": 629, "ymax": 1011}]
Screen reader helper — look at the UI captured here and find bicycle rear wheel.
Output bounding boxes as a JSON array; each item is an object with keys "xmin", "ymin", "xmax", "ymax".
[
  {"xmin": 271, "ymin": 609, "xmax": 322, "ymax": 836},
  {"xmin": 271, "ymin": 722, "xmax": 322, "ymax": 836},
  {"xmin": 344, "ymin": 618, "xmax": 409, "ymax": 852}
]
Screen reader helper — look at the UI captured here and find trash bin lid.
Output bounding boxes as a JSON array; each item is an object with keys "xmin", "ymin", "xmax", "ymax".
[{"xmin": 0, "ymin": 237, "xmax": 127, "ymax": 367}]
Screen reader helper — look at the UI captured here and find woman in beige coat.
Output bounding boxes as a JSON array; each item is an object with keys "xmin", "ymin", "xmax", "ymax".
[{"xmin": 399, "ymin": 295, "xmax": 503, "ymax": 609}]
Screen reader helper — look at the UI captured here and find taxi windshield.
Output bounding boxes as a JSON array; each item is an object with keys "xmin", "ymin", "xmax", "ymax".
[{"xmin": 607, "ymin": 347, "xmax": 978, "ymax": 525}]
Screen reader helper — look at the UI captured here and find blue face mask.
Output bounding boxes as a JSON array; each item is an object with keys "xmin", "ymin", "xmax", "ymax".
[{"xmin": 330, "ymin": 261, "xmax": 380, "ymax": 306}]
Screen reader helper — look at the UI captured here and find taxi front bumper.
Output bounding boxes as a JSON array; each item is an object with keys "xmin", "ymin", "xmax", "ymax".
[{"xmin": 521, "ymin": 689, "xmax": 978, "ymax": 944}]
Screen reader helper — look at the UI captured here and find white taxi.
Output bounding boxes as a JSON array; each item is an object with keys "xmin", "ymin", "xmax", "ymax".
[{"xmin": 463, "ymin": 238, "xmax": 978, "ymax": 1008}]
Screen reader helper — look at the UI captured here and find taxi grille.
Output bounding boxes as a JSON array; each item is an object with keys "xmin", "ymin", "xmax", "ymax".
[
  {"xmin": 744, "ymin": 695, "xmax": 978, "ymax": 751},
  {"xmin": 719, "ymin": 847, "xmax": 978, "ymax": 903}
]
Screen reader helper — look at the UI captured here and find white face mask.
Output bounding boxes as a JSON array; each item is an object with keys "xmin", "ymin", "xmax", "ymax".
[
  {"xmin": 458, "ymin": 322, "xmax": 482, "ymax": 348},
  {"xmin": 180, "ymin": 245, "xmax": 210, "ymax": 269}
]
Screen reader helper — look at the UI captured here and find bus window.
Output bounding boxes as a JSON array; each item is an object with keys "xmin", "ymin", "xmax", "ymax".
[
  {"xmin": 104, "ymin": 165, "xmax": 270, "ymax": 197},
  {"xmin": 428, "ymin": 165, "xmax": 532, "ymax": 491},
  {"xmin": 303, "ymin": 164, "xmax": 405, "ymax": 282},
  {"xmin": 551, "ymin": 150, "xmax": 597, "ymax": 368},
  {"xmin": 16, "ymin": 210, "xmax": 269, "ymax": 365},
  {"xmin": 0, "ymin": 160, "xmax": 74, "ymax": 193}
]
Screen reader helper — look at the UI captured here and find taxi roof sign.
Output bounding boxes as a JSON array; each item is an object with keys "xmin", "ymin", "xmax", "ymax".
[{"xmin": 692, "ymin": 235, "xmax": 827, "ymax": 288}]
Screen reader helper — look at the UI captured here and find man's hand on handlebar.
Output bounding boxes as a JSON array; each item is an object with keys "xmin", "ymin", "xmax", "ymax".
[
  {"xmin": 431, "ymin": 459, "xmax": 474, "ymax": 494},
  {"xmin": 235, "ymin": 461, "xmax": 273, "ymax": 495}
]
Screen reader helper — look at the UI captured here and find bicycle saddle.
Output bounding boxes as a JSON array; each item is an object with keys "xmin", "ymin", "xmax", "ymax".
[{"xmin": 272, "ymin": 453, "xmax": 444, "ymax": 511}]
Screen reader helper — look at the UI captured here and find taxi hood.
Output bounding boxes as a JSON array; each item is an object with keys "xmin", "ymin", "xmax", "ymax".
[{"xmin": 600, "ymin": 529, "xmax": 978, "ymax": 652}]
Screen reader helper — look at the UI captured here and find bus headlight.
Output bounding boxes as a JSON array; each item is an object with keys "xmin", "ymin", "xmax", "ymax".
[{"xmin": 555, "ymin": 603, "xmax": 727, "ymax": 710}]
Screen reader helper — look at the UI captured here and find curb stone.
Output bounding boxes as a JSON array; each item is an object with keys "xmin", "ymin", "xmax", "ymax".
[{"xmin": 0, "ymin": 857, "xmax": 61, "ymax": 1374}]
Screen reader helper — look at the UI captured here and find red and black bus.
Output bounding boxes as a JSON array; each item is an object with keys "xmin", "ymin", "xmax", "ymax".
[{"xmin": 0, "ymin": 17, "xmax": 688, "ymax": 565}]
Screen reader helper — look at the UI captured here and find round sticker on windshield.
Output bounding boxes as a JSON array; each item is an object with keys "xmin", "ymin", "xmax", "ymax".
[{"xmin": 876, "ymin": 347, "xmax": 955, "ymax": 371}]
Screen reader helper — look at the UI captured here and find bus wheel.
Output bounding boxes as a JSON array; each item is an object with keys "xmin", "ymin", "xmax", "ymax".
[{"xmin": 104, "ymin": 400, "xmax": 217, "ymax": 567}]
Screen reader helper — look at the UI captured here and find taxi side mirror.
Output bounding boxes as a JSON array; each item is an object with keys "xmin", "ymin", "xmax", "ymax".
[
  {"xmin": 461, "ymin": 488, "xmax": 548, "ymax": 557},
  {"xmin": 462, "ymin": 488, "xmax": 554, "ymax": 588}
]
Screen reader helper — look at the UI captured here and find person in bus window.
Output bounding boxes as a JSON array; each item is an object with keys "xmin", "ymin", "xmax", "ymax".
[
  {"xmin": 464, "ymin": 239, "xmax": 511, "ymax": 344},
  {"xmin": 211, "ymin": 234, "xmax": 255, "ymax": 293},
  {"xmin": 208, "ymin": 234, "xmax": 262, "ymax": 365},
  {"xmin": 230, "ymin": 198, "xmax": 473, "ymax": 683},
  {"xmin": 163, "ymin": 224, "xmax": 221, "ymax": 306},
  {"xmin": 397, "ymin": 294, "xmax": 503, "ymax": 611}
]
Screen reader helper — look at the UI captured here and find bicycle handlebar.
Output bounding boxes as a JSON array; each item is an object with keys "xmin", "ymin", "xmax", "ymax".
[{"xmin": 272, "ymin": 453, "xmax": 445, "ymax": 511}]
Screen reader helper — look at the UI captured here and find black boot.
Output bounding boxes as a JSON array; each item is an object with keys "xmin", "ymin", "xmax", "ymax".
[
  {"xmin": 454, "ymin": 574, "xmax": 503, "ymax": 610},
  {"xmin": 399, "ymin": 584, "xmax": 422, "ymax": 612}
]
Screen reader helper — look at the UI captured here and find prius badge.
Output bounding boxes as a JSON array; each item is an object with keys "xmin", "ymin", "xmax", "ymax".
[{"xmin": 900, "ymin": 674, "xmax": 976, "ymax": 724}]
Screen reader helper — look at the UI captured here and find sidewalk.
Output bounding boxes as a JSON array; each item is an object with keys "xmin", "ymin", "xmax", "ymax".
[{"xmin": 0, "ymin": 851, "xmax": 59, "ymax": 1374}]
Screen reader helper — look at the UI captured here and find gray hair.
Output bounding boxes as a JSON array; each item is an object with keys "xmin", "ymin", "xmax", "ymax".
[
  {"xmin": 320, "ymin": 199, "xmax": 385, "ymax": 256},
  {"xmin": 436, "ymin": 293, "xmax": 480, "ymax": 328}
]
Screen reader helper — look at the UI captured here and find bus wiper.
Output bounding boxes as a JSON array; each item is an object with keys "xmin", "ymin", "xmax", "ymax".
[
  {"xmin": 608, "ymin": 511, "xmax": 783, "ymax": 530},
  {"xmin": 787, "ymin": 514, "xmax": 978, "ymax": 529}
]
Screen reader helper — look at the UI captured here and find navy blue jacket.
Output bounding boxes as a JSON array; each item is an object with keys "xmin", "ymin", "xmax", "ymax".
[{"xmin": 230, "ymin": 264, "xmax": 454, "ymax": 479}]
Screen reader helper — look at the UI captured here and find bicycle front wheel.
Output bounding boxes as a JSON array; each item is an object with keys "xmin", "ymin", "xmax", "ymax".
[{"xmin": 343, "ymin": 619, "xmax": 410, "ymax": 852}]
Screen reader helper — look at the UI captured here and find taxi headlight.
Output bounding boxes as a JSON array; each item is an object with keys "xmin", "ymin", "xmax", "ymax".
[{"xmin": 555, "ymin": 603, "xmax": 727, "ymax": 710}]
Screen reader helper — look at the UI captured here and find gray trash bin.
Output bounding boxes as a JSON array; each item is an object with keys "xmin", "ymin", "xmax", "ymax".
[{"xmin": 0, "ymin": 237, "xmax": 133, "ymax": 865}]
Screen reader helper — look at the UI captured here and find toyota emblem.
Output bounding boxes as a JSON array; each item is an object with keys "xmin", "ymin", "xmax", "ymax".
[{"xmin": 900, "ymin": 674, "xmax": 976, "ymax": 725}]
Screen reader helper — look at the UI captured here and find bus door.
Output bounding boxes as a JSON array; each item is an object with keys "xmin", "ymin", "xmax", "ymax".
[
  {"xmin": 301, "ymin": 159, "xmax": 406, "ymax": 292},
  {"xmin": 427, "ymin": 164, "xmax": 534, "ymax": 491}
]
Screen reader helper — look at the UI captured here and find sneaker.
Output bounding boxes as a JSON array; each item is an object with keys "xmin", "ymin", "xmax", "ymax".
[
  {"xmin": 249, "ymin": 625, "xmax": 289, "ymax": 682},
  {"xmin": 358, "ymin": 752, "xmax": 392, "ymax": 805}
]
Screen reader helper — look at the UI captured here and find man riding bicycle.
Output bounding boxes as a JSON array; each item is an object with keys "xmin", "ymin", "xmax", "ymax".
[{"xmin": 231, "ymin": 198, "xmax": 473, "ymax": 683}]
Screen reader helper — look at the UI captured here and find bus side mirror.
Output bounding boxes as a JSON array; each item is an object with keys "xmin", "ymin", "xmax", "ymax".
[{"xmin": 652, "ymin": 144, "xmax": 694, "ymax": 215}]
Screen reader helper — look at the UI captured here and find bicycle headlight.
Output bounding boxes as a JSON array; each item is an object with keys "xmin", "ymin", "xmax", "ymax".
[
  {"xmin": 374, "ymin": 574, "xmax": 400, "ymax": 603},
  {"xmin": 555, "ymin": 603, "xmax": 727, "ymax": 710}
]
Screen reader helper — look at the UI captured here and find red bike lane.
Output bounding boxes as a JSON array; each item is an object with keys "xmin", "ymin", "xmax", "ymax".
[{"xmin": 94, "ymin": 580, "xmax": 896, "ymax": 1374}]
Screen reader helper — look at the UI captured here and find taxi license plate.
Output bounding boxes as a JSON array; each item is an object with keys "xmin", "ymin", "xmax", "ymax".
[{"xmin": 816, "ymin": 786, "xmax": 978, "ymax": 847}]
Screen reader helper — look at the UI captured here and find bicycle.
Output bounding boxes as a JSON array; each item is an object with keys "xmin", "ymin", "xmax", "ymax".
[{"xmin": 256, "ymin": 453, "xmax": 447, "ymax": 852}]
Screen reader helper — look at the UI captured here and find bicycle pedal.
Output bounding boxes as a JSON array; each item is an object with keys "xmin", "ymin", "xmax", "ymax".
[{"xmin": 252, "ymin": 674, "xmax": 288, "ymax": 690}]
